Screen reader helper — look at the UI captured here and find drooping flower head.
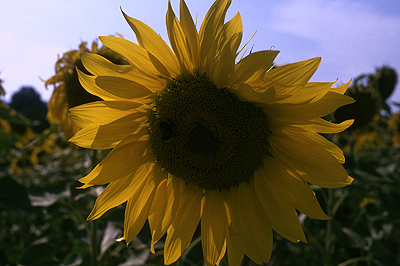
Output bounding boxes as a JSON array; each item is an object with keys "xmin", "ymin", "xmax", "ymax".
[
  {"xmin": 45, "ymin": 40, "xmax": 125, "ymax": 138},
  {"xmin": 69, "ymin": 0, "xmax": 354, "ymax": 265}
]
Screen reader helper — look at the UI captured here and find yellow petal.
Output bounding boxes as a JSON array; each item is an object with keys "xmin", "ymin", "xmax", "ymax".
[
  {"xmin": 95, "ymin": 76, "xmax": 156, "ymax": 102},
  {"xmin": 330, "ymin": 79, "xmax": 351, "ymax": 95},
  {"xmin": 254, "ymin": 166, "xmax": 307, "ymax": 243},
  {"xmin": 286, "ymin": 127, "xmax": 346, "ymax": 163},
  {"xmin": 225, "ymin": 187, "xmax": 255, "ymax": 265},
  {"xmin": 236, "ymin": 182, "xmax": 273, "ymax": 264},
  {"xmin": 228, "ymin": 184, "xmax": 272, "ymax": 265},
  {"xmin": 179, "ymin": 0, "xmax": 199, "ymax": 67},
  {"xmin": 265, "ymin": 92, "xmax": 355, "ymax": 125},
  {"xmin": 69, "ymin": 100, "xmax": 149, "ymax": 128},
  {"xmin": 199, "ymin": 0, "xmax": 231, "ymax": 71},
  {"xmin": 99, "ymin": 35, "xmax": 170, "ymax": 79},
  {"xmin": 201, "ymin": 190, "xmax": 227, "ymax": 266},
  {"xmin": 226, "ymin": 224, "xmax": 244, "ymax": 266},
  {"xmin": 148, "ymin": 177, "xmax": 181, "ymax": 253},
  {"xmin": 124, "ymin": 163, "xmax": 165, "ymax": 244},
  {"xmin": 264, "ymin": 57, "xmax": 321, "ymax": 101},
  {"xmin": 209, "ymin": 36, "xmax": 236, "ymax": 87},
  {"xmin": 232, "ymin": 50, "xmax": 280, "ymax": 86},
  {"xmin": 80, "ymin": 52, "xmax": 133, "ymax": 75},
  {"xmin": 166, "ymin": 1, "xmax": 193, "ymax": 73},
  {"xmin": 80, "ymin": 52, "xmax": 165, "ymax": 93},
  {"xmin": 226, "ymin": 185, "xmax": 242, "ymax": 240},
  {"xmin": 148, "ymin": 179, "xmax": 168, "ymax": 253},
  {"xmin": 88, "ymin": 161, "xmax": 165, "ymax": 220},
  {"xmin": 269, "ymin": 129, "xmax": 353, "ymax": 188},
  {"xmin": 69, "ymin": 120, "xmax": 147, "ymax": 149},
  {"xmin": 234, "ymin": 83, "xmax": 276, "ymax": 105},
  {"xmin": 76, "ymin": 69, "xmax": 121, "ymax": 101},
  {"xmin": 208, "ymin": 12, "xmax": 242, "ymax": 87},
  {"xmin": 292, "ymin": 118, "xmax": 354, "ymax": 134},
  {"xmin": 266, "ymin": 158, "xmax": 330, "ymax": 220},
  {"xmin": 219, "ymin": 12, "xmax": 243, "ymax": 56},
  {"xmin": 278, "ymin": 81, "xmax": 335, "ymax": 104},
  {"xmin": 78, "ymin": 134, "xmax": 151, "ymax": 187},
  {"xmin": 122, "ymin": 10, "xmax": 181, "ymax": 77},
  {"xmin": 164, "ymin": 185, "xmax": 203, "ymax": 264}
]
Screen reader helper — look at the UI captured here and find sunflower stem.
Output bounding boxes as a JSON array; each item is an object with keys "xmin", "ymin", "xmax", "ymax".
[
  {"xmin": 324, "ymin": 188, "xmax": 333, "ymax": 266},
  {"xmin": 176, "ymin": 235, "xmax": 202, "ymax": 266},
  {"xmin": 91, "ymin": 220, "xmax": 99, "ymax": 266},
  {"xmin": 90, "ymin": 150, "xmax": 99, "ymax": 266}
]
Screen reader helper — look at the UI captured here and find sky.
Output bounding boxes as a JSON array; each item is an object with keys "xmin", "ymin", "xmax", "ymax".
[{"xmin": 1, "ymin": 0, "xmax": 400, "ymax": 111}]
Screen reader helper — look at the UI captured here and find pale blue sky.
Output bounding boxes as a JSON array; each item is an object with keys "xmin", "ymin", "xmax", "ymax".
[{"xmin": 1, "ymin": 0, "xmax": 400, "ymax": 110}]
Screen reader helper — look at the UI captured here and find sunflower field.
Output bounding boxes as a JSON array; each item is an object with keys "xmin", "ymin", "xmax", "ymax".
[
  {"xmin": 1, "ymin": 55, "xmax": 400, "ymax": 266},
  {"xmin": 1, "ymin": 1, "xmax": 400, "ymax": 264}
]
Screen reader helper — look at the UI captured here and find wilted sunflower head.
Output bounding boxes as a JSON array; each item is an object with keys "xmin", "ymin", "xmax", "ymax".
[
  {"xmin": 68, "ymin": 0, "xmax": 354, "ymax": 265},
  {"xmin": 374, "ymin": 66, "xmax": 398, "ymax": 102},
  {"xmin": 332, "ymin": 78, "xmax": 380, "ymax": 131},
  {"xmin": 45, "ymin": 40, "xmax": 126, "ymax": 138}
]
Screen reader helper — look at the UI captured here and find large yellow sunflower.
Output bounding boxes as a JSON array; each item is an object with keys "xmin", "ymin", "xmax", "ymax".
[{"xmin": 69, "ymin": 0, "xmax": 354, "ymax": 265}]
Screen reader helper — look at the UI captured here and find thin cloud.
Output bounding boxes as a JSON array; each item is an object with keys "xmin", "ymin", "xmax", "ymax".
[
  {"xmin": 270, "ymin": 0, "xmax": 400, "ymax": 73},
  {"xmin": 268, "ymin": 0, "xmax": 400, "ymax": 105}
]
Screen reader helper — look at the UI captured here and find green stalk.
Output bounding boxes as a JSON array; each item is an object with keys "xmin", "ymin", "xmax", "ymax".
[
  {"xmin": 90, "ymin": 150, "xmax": 99, "ymax": 266},
  {"xmin": 91, "ymin": 220, "xmax": 98, "ymax": 266},
  {"xmin": 324, "ymin": 188, "xmax": 333, "ymax": 266}
]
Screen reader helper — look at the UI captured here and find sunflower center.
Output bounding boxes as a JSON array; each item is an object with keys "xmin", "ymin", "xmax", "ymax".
[{"xmin": 149, "ymin": 74, "xmax": 271, "ymax": 190}]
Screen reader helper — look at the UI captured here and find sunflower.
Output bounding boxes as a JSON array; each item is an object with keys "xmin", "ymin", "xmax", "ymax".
[
  {"xmin": 69, "ymin": 0, "xmax": 354, "ymax": 265},
  {"xmin": 45, "ymin": 40, "xmax": 125, "ymax": 138}
]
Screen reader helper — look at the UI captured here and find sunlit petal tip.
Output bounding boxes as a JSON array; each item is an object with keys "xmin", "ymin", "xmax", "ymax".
[
  {"xmin": 121, "ymin": 9, "xmax": 181, "ymax": 77},
  {"xmin": 332, "ymin": 79, "xmax": 352, "ymax": 95},
  {"xmin": 75, "ymin": 183, "xmax": 92, "ymax": 190},
  {"xmin": 344, "ymin": 119, "xmax": 355, "ymax": 129},
  {"xmin": 308, "ymin": 56, "xmax": 321, "ymax": 67},
  {"xmin": 346, "ymin": 175, "xmax": 355, "ymax": 185}
]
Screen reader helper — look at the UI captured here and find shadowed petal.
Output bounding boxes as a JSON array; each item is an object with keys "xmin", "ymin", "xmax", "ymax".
[
  {"xmin": 201, "ymin": 190, "xmax": 227, "ymax": 266},
  {"xmin": 148, "ymin": 177, "xmax": 181, "ymax": 253},
  {"xmin": 269, "ymin": 129, "xmax": 353, "ymax": 188},
  {"xmin": 254, "ymin": 166, "xmax": 307, "ymax": 243},
  {"xmin": 77, "ymin": 134, "xmax": 152, "ymax": 188},
  {"xmin": 167, "ymin": 1, "xmax": 194, "ymax": 73},
  {"xmin": 164, "ymin": 185, "xmax": 203, "ymax": 264},
  {"xmin": 124, "ymin": 163, "xmax": 165, "ymax": 243}
]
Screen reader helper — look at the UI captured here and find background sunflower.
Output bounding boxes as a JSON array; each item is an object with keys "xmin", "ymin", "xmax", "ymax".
[{"xmin": 44, "ymin": 39, "xmax": 126, "ymax": 138}]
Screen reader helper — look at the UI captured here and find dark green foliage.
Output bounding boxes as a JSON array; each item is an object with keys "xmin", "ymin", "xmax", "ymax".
[
  {"xmin": 9, "ymin": 86, "xmax": 49, "ymax": 133},
  {"xmin": 1, "ymin": 66, "xmax": 400, "ymax": 265},
  {"xmin": 2, "ymin": 114, "xmax": 400, "ymax": 266}
]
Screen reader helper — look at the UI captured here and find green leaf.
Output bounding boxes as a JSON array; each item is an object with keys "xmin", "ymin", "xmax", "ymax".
[
  {"xmin": 61, "ymin": 254, "xmax": 83, "ymax": 266},
  {"xmin": 0, "ymin": 176, "xmax": 37, "ymax": 213},
  {"xmin": 0, "ymin": 127, "xmax": 14, "ymax": 151},
  {"xmin": 28, "ymin": 181, "xmax": 71, "ymax": 207},
  {"xmin": 0, "ymin": 107, "xmax": 30, "ymax": 127},
  {"xmin": 18, "ymin": 242, "xmax": 58, "ymax": 265},
  {"xmin": 100, "ymin": 222, "xmax": 122, "ymax": 255}
]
